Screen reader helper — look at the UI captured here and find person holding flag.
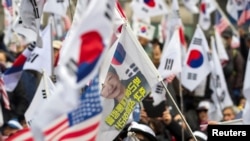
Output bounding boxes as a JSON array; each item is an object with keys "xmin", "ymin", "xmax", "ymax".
[{"xmin": 221, "ymin": 29, "xmax": 245, "ymax": 105}]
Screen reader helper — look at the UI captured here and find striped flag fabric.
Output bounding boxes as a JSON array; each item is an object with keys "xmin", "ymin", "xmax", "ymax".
[
  {"xmin": 42, "ymin": 75, "xmax": 102, "ymax": 141},
  {"xmin": 214, "ymin": 10, "xmax": 229, "ymax": 34},
  {"xmin": 3, "ymin": 42, "xmax": 36, "ymax": 92},
  {"xmin": 5, "ymin": 128, "xmax": 34, "ymax": 141},
  {"xmin": 238, "ymin": 1, "xmax": 250, "ymax": 26},
  {"xmin": 0, "ymin": 74, "xmax": 10, "ymax": 110},
  {"xmin": 2, "ymin": 0, "xmax": 13, "ymax": 16}
]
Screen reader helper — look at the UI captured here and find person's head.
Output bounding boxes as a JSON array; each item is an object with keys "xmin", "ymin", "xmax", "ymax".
[
  {"xmin": 126, "ymin": 122, "xmax": 157, "ymax": 141},
  {"xmin": 1, "ymin": 118, "xmax": 23, "ymax": 136},
  {"xmin": 0, "ymin": 50, "xmax": 7, "ymax": 71},
  {"xmin": 237, "ymin": 96, "xmax": 246, "ymax": 109},
  {"xmin": 8, "ymin": 34, "xmax": 26, "ymax": 57},
  {"xmin": 222, "ymin": 106, "xmax": 238, "ymax": 121},
  {"xmin": 193, "ymin": 131, "xmax": 207, "ymax": 141},
  {"xmin": 196, "ymin": 101, "xmax": 209, "ymax": 122},
  {"xmin": 245, "ymin": 33, "xmax": 250, "ymax": 47},
  {"xmin": 222, "ymin": 29, "xmax": 233, "ymax": 48}
]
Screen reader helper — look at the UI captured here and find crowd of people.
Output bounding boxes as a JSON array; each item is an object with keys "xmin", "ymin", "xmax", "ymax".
[{"xmin": 110, "ymin": 22, "xmax": 249, "ymax": 141}]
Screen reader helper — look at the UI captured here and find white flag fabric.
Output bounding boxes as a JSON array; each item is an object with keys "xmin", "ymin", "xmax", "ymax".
[
  {"xmin": 226, "ymin": 0, "xmax": 246, "ymax": 21},
  {"xmin": 3, "ymin": 42, "xmax": 36, "ymax": 92},
  {"xmin": 58, "ymin": 0, "xmax": 115, "ymax": 89},
  {"xmin": 182, "ymin": 0, "xmax": 199, "ymax": 14},
  {"xmin": 210, "ymin": 36, "xmax": 233, "ymax": 111},
  {"xmin": 243, "ymin": 50, "xmax": 250, "ymax": 124},
  {"xmin": 181, "ymin": 26, "xmax": 211, "ymax": 91},
  {"xmin": 43, "ymin": 0, "xmax": 69, "ymax": 17},
  {"xmin": 158, "ymin": 29, "xmax": 182, "ymax": 79},
  {"xmin": 61, "ymin": 0, "xmax": 89, "ymax": 42},
  {"xmin": 214, "ymin": 29, "xmax": 229, "ymax": 63},
  {"xmin": 198, "ymin": 0, "xmax": 216, "ymax": 30},
  {"xmin": 155, "ymin": 29, "xmax": 182, "ymax": 105},
  {"xmin": 231, "ymin": 35, "xmax": 240, "ymax": 48},
  {"xmin": 29, "ymin": 0, "xmax": 116, "ymax": 140},
  {"xmin": 12, "ymin": 0, "xmax": 45, "ymax": 47},
  {"xmin": 23, "ymin": 24, "xmax": 53, "ymax": 76},
  {"xmin": 132, "ymin": 21, "xmax": 155, "ymax": 41},
  {"xmin": 150, "ymin": 81, "xmax": 167, "ymax": 106},
  {"xmin": 97, "ymin": 24, "xmax": 161, "ymax": 141},
  {"xmin": 130, "ymin": 0, "xmax": 168, "ymax": 19},
  {"xmin": 24, "ymin": 72, "xmax": 55, "ymax": 126},
  {"xmin": 165, "ymin": 0, "xmax": 183, "ymax": 43}
]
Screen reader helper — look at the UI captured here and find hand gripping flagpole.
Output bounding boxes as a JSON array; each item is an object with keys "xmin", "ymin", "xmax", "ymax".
[{"xmin": 161, "ymin": 80, "xmax": 198, "ymax": 141}]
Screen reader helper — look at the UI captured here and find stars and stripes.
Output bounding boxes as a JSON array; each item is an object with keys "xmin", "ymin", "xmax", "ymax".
[
  {"xmin": 214, "ymin": 10, "xmax": 229, "ymax": 34},
  {"xmin": 238, "ymin": 1, "xmax": 250, "ymax": 26},
  {"xmin": 42, "ymin": 75, "xmax": 102, "ymax": 141},
  {"xmin": 0, "ymin": 76, "xmax": 10, "ymax": 110}
]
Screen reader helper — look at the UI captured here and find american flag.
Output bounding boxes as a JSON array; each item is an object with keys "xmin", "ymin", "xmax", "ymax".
[
  {"xmin": 0, "ymin": 75, "xmax": 10, "ymax": 110},
  {"xmin": 5, "ymin": 128, "xmax": 34, "ymax": 141},
  {"xmin": 42, "ymin": 75, "xmax": 102, "ymax": 141},
  {"xmin": 214, "ymin": 10, "xmax": 229, "ymax": 34},
  {"xmin": 5, "ymin": 75, "xmax": 102, "ymax": 141},
  {"xmin": 3, "ymin": 0, "xmax": 13, "ymax": 16},
  {"xmin": 238, "ymin": 1, "xmax": 250, "ymax": 26}
]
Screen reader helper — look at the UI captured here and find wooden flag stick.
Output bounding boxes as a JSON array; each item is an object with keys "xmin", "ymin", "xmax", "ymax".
[{"xmin": 161, "ymin": 80, "xmax": 198, "ymax": 141}]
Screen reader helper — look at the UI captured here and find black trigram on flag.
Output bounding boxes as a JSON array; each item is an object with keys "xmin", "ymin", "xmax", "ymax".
[
  {"xmin": 126, "ymin": 63, "xmax": 139, "ymax": 78},
  {"xmin": 155, "ymin": 83, "xmax": 164, "ymax": 94},
  {"xmin": 158, "ymin": 4, "xmax": 163, "ymax": 10},
  {"xmin": 187, "ymin": 73, "xmax": 197, "ymax": 80},
  {"xmin": 104, "ymin": 2, "xmax": 113, "ymax": 21},
  {"xmin": 193, "ymin": 38, "xmax": 202, "ymax": 45},
  {"xmin": 219, "ymin": 90, "xmax": 225, "ymax": 102},
  {"xmin": 215, "ymin": 75, "xmax": 221, "ymax": 88},
  {"xmin": 207, "ymin": 52, "xmax": 212, "ymax": 61},
  {"xmin": 57, "ymin": 0, "xmax": 64, "ymax": 2},
  {"xmin": 164, "ymin": 58, "xmax": 174, "ymax": 70},
  {"xmin": 42, "ymin": 89, "xmax": 47, "ymax": 99},
  {"xmin": 65, "ymin": 58, "xmax": 77, "ymax": 76},
  {"xmin": 142, "ymin": 7, "xmax": 149, "ymax": 13}
]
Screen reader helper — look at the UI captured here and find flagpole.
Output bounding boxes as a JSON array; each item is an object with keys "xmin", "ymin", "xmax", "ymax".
[
  {"xmin": 49, "ymin": 21, "xmax": 56, "ymax": 83},
  {"xmin": 178, "ymin": 73, "xmax": 185, "ymax": 141},
  {"xmin": 213, "ymin": 0, "xmax": 239, "ymax": 36},
  {"xmin": 161, "ymin": 80, "xmax": 198, "ymax": 141}
]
